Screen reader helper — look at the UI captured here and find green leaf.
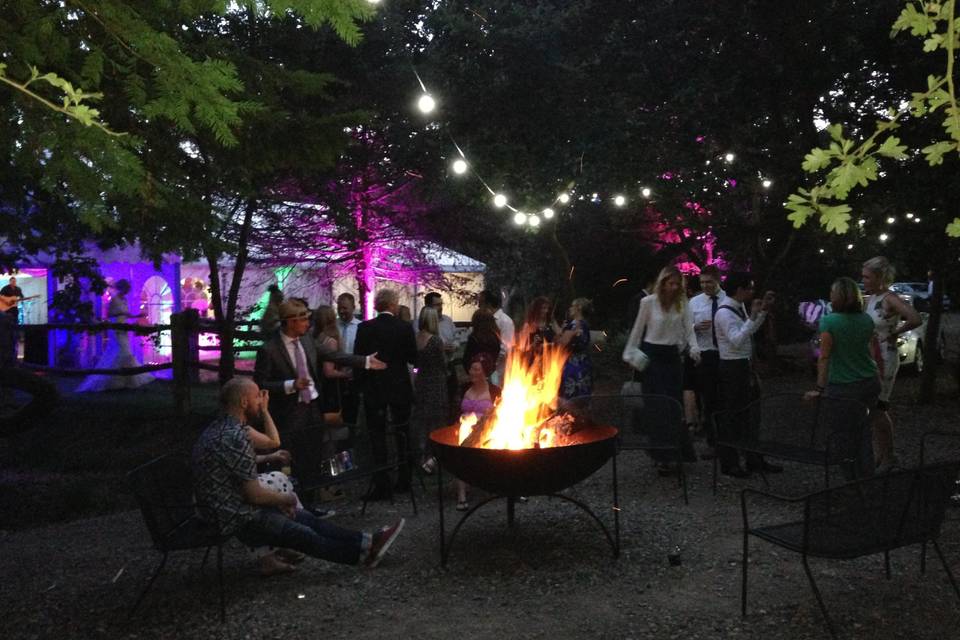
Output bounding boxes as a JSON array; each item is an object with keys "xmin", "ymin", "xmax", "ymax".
[
  {"xmin": 819, "ymin": 204, "xmax": 852, "ymax": 234},
  {"xmin": 785, "ymin": 193, "xmax": 814, "ymax": 228},
  {"xmin": 828, "ymin": 160, "xmax": 870, "ymax": 198},
  {"xmin": 876, "ymin": 136, "xmax": 908, "ymax": 159},
  {"xmin": 827, "ymin": 123, "xmax": 844, "ymax": 142},
  {"xmin": 922, "ymin": 140, "xmax": 957, "ymax": 165},
  {"xmin": 802, "ymin": 147, "xmax": 833, "ymax": 172},
  {"xmin": 947, "ymin": 218, "xmax": 960, "ymax": 238},
  {"xmin": 923, "ymin": 34, "xmax": 943, "ymax": 52}
]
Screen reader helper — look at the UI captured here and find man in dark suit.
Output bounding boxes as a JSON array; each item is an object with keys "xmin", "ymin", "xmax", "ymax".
[
  {"xmin": 354, "ymin": 288, "xmax": 418, "ymax": 499},
  {"xmin": 254, "ymin": 299, "xmax": 384, "ymax": 454}
]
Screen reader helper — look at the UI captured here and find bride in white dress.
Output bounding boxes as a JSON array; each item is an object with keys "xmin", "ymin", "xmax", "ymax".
[{"xmin": 76, "ymin": 279, "xmax": 156, "ymax": 392}]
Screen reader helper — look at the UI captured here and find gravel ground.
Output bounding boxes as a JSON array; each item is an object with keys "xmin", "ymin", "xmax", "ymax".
[{"xmin": 2, "ymin": 345, "xmax": 960, "ymax": 640}]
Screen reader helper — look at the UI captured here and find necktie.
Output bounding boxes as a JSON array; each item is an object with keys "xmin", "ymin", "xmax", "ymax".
[
  {"xmin": 710, "ymin": 295, "xmax": 719, "ymax": 349},
  {"xmin": 293, "ymin": 340, "xmax": 312, "ymax": 404}
]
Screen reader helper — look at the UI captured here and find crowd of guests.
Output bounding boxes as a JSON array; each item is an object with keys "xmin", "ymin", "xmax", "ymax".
[
  {"xmin": 190, "ymin": 254, "xmax": 920, "ymax": 576},
  {"xmin": 622, "ymin": 256, "xmax": 920, "ymax": 480}
]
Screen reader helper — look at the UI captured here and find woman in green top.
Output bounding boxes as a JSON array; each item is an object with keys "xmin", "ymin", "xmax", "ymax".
[{"xmin": 805, "ymin": 277, "xmax": 881, "ymax": 478}]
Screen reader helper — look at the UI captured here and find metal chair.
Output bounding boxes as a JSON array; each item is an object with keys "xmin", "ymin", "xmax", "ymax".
[
  {"xmin": 712, "ymin": 393, "xmax": 870, "ymax": 493},
  {"xmin": 580, "ymin": 393, "xmax": 691, "ymax": 504},
  {"xmin": 741, "ymin": 462, "xmax": 960, "ymax": 639},
  {"xmin": 288, "ymin": 423, "xmax": 418, "ymax": 515},
  {"xmin": 127, "ymin": 454, "xmax": 230, "ymax": 621}
]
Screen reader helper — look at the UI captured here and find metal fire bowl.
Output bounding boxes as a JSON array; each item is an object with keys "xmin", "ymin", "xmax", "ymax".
[{"xmin": 429, "ymin": 424, "xmax": 618, "ymax": 496}]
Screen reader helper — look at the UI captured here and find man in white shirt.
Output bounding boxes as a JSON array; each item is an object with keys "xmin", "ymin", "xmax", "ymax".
[
  {"xmin": 713, "ymin": 272, "xmax": 776, "ymax": 478},
  {"xmin": 480, "ymin": 290, "xmax": 514, "ymax": 386},
  {"xmin": 688, "ymin": 265, "xmax": 725, "ymax": 452}
]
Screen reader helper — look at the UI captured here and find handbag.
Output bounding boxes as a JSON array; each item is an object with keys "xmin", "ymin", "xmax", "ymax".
[{"xmin": 622, "ymin": 345, "xmax": 651, "ymax": 373}]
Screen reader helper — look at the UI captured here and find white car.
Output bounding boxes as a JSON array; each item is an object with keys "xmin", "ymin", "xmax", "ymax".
[
  {"xmin": 890, "ymin": 282, "xmax": 952, "ymax": 312},
  {"xmin": 801, "ymin": 298, "xmax": 941, "ymax": 374}
]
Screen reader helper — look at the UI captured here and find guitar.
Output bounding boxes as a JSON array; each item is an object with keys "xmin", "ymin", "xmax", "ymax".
[{"xmin": 0, "ymin": 294, "xmax": 39, "ymax": 313}]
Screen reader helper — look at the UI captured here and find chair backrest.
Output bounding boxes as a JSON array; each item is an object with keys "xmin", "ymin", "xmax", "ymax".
[
  {"xmin": 714, "ymin": 393, "xmax": 868, "ymax": 460},
  {"xmin": 127, "ymin": 455, "xmax": 198, "ymax": 549},
  {"xmin": 582, "ymin": 393, "xmax": 684, "ymax": 449},
  {"xmin": 802, "ymin": 462, "xmax": 960, "ymax": 555}
]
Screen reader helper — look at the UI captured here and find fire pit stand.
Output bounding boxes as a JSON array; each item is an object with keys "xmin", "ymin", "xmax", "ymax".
[{"xmin": 430, "ymin": 424, "xmax": 621, "ymax": 567}]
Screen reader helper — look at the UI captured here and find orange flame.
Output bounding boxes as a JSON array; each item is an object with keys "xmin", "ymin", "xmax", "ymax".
[{"xmin": 460, "ymin": 336, "xmax": 570, "ymax": 450}]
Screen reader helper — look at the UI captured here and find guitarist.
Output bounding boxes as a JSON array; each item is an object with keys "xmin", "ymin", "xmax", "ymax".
[{"xmin": 1, "ymin": 277, "xmax": 25, "ymax": 323}]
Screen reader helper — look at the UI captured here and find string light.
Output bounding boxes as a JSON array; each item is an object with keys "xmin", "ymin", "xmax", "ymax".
[
  {"xmin": 879, "ymin": 233, "xmax": 889, "ymax": 242},
  {"xmin": 529, "ymin": 214, "xmax": 541, "ymax": 227},
  {"xmin": 886, "ymin": 216, "xmax": 895, "ymax": 224},
  {"xmin": 417, "ymin": 94, "xmax": 436, "ymax": 114},
  {"xmin": 914, "ymin": 217, "xmax": 921, "ymax": 222},
  {"xmin": 542, "ymin": 208, "xmax": 555, "ymax": 219},
  {"xmin": 452, "ymin": 159, "xmax": 468, "ymax": 174},
  {"xmin": 858, "ymin": 219, "xmax": 866, "ymax": 226},
  {"xmin": 558, "ymin": 193, "xmax": 570, "ymax": 204},
  {"xmin": 513, "ymin": 212, "xmax": 528, "ymax": 225},
  {"xmin": 641, "ymin": 187, "xmax": 652, "ymax": 198},
  {"xmin": 613, "ymin": 195, "xmax": 626, "ymax": 207},
  {"xmin": 493, "ymin": 194, "xmax": 508, "ymax": 208},
  {"xmin": 761, "ymin": 179, "xmax": 773, "ymax": 188},
  {"xmin": 847, "ymin": 244, "xmax": 854, "ymax": 250},
  {"xmin": 906, "ymin": 212, "xmax": 914, "ymax": 219},
  {"xmin": 724, "ymin": 152, "xmax": 735, "ymax": 163},
  {"xmin": 818, "ymin": 248, "xmax": 825, "ymax": 254}
]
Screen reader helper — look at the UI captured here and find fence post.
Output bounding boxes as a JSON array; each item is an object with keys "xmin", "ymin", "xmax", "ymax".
[{"xmin": 171, "ymin": 309, "xmax": 199, "ymax": 415}]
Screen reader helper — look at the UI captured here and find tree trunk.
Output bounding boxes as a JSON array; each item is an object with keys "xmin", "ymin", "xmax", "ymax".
[{"xmin": 217, "ymin": 200, "xmax": 256, "ymax": 384}]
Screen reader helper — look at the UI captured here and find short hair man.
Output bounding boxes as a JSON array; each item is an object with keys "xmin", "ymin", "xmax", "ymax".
[
  {"xmin": 687, "ymin": 265, "xmax": 725, "ymax": 451},
  {"xmin": 478, "ymin": 290, "xmax": 514, "ymax": 385},
  {"xmin": 253, "ymin": 299, "xmax": 384, "ymax": 446},
  {"xmin": 192, "ymin": 377, "xmax": 403, "ymax": 568},
  {"xmin": 335, "ymin": 292, "xmax": 362, "ymax": 425},
  {"xmin": 714, "ymin": 273, "xmax": 776, "ymax": 478},
  {"xmin": 354, "ymin": 289, "xmax": 418, "ymax": 499}
]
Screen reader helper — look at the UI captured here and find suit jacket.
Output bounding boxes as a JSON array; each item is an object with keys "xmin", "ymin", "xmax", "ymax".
[
  {"xmin": 354, "ymin": 313, "xmax": 417, "ymax": 404},
  {"xmin": 254, "ymin": 333, "xmax": 365, "ymax": 427}
]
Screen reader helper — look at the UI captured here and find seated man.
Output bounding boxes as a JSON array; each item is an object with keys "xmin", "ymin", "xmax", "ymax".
[{"xmin": 192, "ymin": 377, "xmax": 404, "ymax": 569}]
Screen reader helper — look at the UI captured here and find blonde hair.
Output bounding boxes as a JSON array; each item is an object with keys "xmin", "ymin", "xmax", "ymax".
[
  {"xmin": 311, "ymin": 305, "xmax": 340, "ymax": 343},
  {"xmin": 863, "ymin": 256, "xmax": 895, "ymax": 288},
  {"xmin": 654, "ymin": 265, "xmax": 685, "ymax": 313},
  {"xmin": 571, "ymin": 297, "xmax": 593, "ymax": 320},
  {"xmin": 831, "ymin": 277, "xmax": 864, "ymax": 313},
  {"xmin": 418, "ymin": 306, "xmax": 439, "ymax": 334}
]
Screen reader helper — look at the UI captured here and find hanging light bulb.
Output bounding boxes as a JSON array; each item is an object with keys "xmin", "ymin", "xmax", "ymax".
[
  {"xmin": 542, "ymin": 208, "xmax": 555, "ymax": 219},
  {"xmin": 493, "ymin": 194, "xmax": 508, "ymax": 208},
  {"xmin": 724, "ymin": 152, "xmax": 735, "ymax": 163},
  {"xmin": 613, "ymin": 195, "xmax": 626, "ymax": 207},
  {"xmin": 529, "ymin": 215, "xmax": 541, "ymax": 227},
  {"xmin": 452, "ymin": 159, "xmax": 468, "ymax": 174},
  {"xmin": 641, "ymin": 187, "xmax": 652, "ymax": 198},
  {"xmin": 879, "ymin": 233, "xmax": 889, "ymax": 242},
  {"xmin": 761, "ymin": 179, "xmax": 773, "ymax": 188},
  {"xmin": 558, "ymin": 193, "xmax": 570, "ymax": 204},
  {"xmin": 513, "ymin": 211, "xmax": 528, "ymax": 225},
  {"xmin": 417, "ymin": 94, "xmax": 436, "ymax": 114},
  {"xmin": 886, "ymin": 216, "xmax": 896, "ymax": 224}
]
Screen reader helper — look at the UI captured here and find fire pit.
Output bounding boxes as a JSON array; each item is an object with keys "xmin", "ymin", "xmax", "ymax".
[{"xmin": 431, "ymin": 342, "xmax": 620, "ymax": 566}]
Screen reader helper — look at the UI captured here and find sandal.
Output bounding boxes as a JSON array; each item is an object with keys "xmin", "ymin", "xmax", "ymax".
[{"xmin": 456, "ymin": 500, "xmax": 469, "ymax": 511}]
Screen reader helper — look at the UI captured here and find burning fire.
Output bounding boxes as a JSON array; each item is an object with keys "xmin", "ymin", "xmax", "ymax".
[{"xmin": 458, "ymin": 341, "xmax": 573, "ymax": 450}]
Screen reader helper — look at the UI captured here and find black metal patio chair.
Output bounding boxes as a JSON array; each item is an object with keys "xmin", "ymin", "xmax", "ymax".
[
  {"xmin": 127, "ymin": 454, "xmax": 230, "ymax": 622},
  {"xmin": 288, "ymin": 422, "xmax": 418, "ymax": 515},
  {"xmin": 741, "ymin": 462, "xmax": 960, "ymax": 639},
  {"xmin": 712, "ymin": 393, "xmax": 870, "ymax": 493},
  {"xmin": 577, "ymin": 393, "xmax": 691, "ymax": 504}
]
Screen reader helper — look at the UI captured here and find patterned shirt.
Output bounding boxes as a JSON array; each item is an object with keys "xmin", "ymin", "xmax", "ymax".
[{"xmin": 191, "ymin": 415, "xmax": 258, "ymax": 534}]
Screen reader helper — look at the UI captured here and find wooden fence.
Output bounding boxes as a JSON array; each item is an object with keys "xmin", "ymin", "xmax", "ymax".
[{"xmin": 13, "ymin": 309, "xmax": 261, "ymax": 414}]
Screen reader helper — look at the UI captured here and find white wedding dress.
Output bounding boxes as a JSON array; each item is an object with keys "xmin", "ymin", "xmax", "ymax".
[{"xmin": 76, "ymin": 296, "xmax": 156, "ymax": 392}]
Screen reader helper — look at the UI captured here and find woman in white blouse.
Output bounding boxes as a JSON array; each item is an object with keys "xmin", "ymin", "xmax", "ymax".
[{"xmin": 623, "ymin": 265, "xmax": 700, "ymax": 469}]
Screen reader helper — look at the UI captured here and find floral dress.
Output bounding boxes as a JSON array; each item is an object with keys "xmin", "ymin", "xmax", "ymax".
[{"xmin": 559, "ymin": 319, "xmax": 592, "ymax": 400}]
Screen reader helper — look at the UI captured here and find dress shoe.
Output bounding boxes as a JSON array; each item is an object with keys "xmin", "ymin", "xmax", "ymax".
[
  {"xmin": 721, "ymin": 465, "xmax": 751, "ymax": 479},
  {"xmin": 747, "ymin": 461, "xmax": 784, "ymax": 474}
]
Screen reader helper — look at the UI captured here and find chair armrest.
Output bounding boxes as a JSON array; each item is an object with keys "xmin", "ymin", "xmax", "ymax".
[{"xmin": 741, "ymin": 488, "xmax": 807, "ymax": 533}]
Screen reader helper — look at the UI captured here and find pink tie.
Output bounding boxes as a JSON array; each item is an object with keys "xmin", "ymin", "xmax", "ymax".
[{"xmin": 293, "ymin": 340, "xmax": 312, "ymax": 404}]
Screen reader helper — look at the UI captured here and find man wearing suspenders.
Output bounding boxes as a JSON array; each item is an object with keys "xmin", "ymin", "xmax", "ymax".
[{"xmin": 713, "ymin": 272, "xmax": 777, "ymax": 478}]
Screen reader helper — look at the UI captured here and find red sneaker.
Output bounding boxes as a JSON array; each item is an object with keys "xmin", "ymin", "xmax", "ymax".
[{"xmin": 365, "ymin": 518, "xmax": 405, "ymax": 568}]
